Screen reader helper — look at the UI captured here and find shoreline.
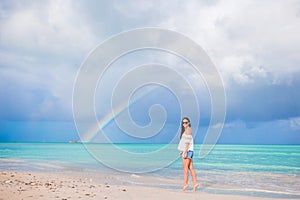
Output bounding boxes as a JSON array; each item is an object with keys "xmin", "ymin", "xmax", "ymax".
[
  {"xmin": 1, "ymin": 143, "xmax": 299, "ymax": 199},
  {"xmin": 1, "ymin": 170, "xmax": 299, "ymax": 200}
]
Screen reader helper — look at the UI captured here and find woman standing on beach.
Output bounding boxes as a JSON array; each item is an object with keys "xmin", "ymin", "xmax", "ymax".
[{"xmin": 178, "ymin": 117, "xmax": 200, "ymax": 192}]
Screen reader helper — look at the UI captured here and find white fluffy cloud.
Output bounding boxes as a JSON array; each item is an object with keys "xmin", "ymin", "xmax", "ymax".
[
  {"xmin": 0, "ymin": 0, "xmax": 97, "ymax": 57},
  {"xmin": 154, "ymin": 0, "xmax": 300, "ymax": 85},
  {"xmin": 2, "ymin": 0, "xmax": 299, "ymax": 86}
]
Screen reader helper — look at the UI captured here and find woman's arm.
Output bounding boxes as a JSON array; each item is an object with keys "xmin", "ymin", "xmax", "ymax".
[
  {"xmin": 183, "ymin": 142, "xmax": 189, "ymax": 158},
  {"xmin": 184, "ymin": 142, "xmax": 189, "ymax": 152}
]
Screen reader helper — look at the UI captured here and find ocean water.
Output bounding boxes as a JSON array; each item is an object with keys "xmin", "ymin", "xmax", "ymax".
[{"xmin": 0, "ymin": 143, "xmax": 299, "ymax": 198}]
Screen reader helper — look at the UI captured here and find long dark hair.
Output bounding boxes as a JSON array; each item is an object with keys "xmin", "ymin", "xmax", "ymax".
[{"xmin": 180, "ymin": 117, "xmax": 191, "ymax": 139}]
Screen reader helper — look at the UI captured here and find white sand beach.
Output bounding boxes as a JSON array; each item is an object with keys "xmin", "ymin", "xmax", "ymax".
[{"xmin": 0, "ymin": 170, "xmax": 296, "ymax": 200}]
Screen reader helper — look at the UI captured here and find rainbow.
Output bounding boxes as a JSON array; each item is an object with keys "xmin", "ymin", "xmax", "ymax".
[{"xmin": 80, "ymin": 85, "xmax": 160, "ymax": 142}]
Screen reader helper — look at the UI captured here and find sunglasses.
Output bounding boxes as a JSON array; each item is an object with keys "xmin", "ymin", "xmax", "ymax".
[{"xmin": 182, "ymin": 121, "xmax": 189, "ymax": 124}]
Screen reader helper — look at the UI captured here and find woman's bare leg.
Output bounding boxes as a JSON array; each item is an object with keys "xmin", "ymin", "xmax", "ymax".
[
  {"xmin": 182, "ymin": 158, "xmax": 190, "ymax": 191},
  {"xmin": 188, "ymin": 159, "xmax": 200, "ymax": 192}
]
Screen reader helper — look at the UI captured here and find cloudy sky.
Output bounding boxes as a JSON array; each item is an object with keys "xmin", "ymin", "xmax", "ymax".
[{"xmin": 0, "ymin": 0, "xmax": 299, "ymax": 144}]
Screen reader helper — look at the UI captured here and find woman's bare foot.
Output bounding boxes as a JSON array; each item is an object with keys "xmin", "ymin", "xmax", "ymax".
[
  {"xmin": 193, "ymin": 183, "xmax": 200, "ymax": 192},
  {"xmin": 182, "ymin": 184, "xmax": 188, "ymax": 191}
]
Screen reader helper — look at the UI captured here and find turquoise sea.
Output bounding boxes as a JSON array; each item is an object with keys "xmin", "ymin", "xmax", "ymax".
[{"xmin": 0, "ymin": 143, "xmax": 299, "ymax": 198}]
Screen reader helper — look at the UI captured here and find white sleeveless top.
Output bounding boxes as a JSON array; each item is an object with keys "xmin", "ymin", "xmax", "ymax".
[{"xmin": 178, "ymin": 132, "xmax": 194, "ymax": 151}]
